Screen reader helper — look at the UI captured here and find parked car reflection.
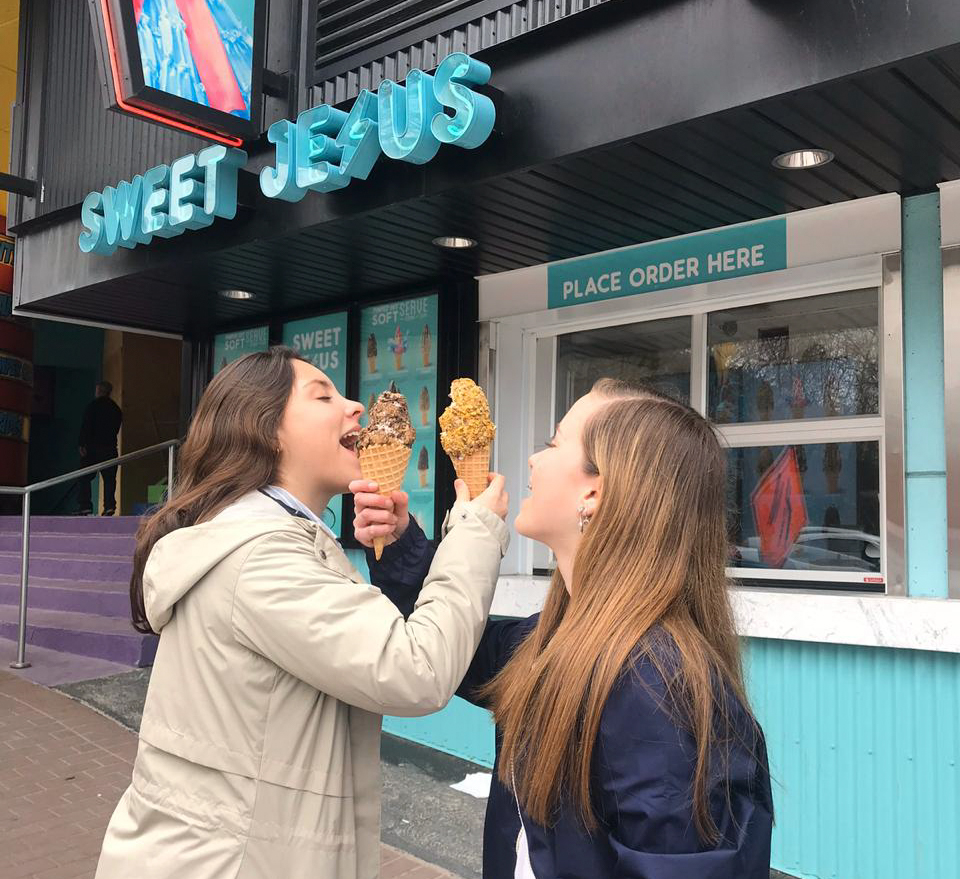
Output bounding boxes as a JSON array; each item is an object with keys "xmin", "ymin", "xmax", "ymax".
[{"xmin": 731, "ymin": 527, "xmax": 881, "ymax": 572}]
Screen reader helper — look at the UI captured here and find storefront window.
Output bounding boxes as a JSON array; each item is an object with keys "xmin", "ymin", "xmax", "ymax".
[
  {"xmin": 707, "ymin": 289, "xmax": 879, "ymax": 424},
  {"xmin": 555, "ymin": 316, "xmax": 691, "ymax": 419},
  {"xmin": 726, "ymin": 441, "xmax": 881, "ymax": 581},
  {"xmin": 535, "ymin": 288, "xmax": 888, "ymax": 587}
]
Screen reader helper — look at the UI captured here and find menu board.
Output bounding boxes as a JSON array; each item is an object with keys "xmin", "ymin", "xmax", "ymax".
[
  {"xmin": 213, "ymin": 326, "xmax": 269, "ymax": 374},
  {"xmin": 283, "ymin": 312, "xmax": 349, "ymax": 535},
  {"xmin": 359, "ymin": 295, "xmax": 439, "ymax": 538}
]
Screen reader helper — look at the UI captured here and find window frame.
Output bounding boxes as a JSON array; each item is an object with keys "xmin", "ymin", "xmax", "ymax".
[{"xmin": 490, "ymin": 253, "xmax": 906, "ymax": 594}]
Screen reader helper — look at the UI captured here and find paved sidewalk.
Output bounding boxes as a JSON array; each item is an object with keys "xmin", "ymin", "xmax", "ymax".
[{"xmin": 0, "ymin": 670, "xmax": 458, "ymax": 879}]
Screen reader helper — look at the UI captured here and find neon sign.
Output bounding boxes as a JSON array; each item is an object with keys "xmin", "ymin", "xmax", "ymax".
[{"xmin": 260, "ymin": 53, "xmax": 496, "ymax": 201}]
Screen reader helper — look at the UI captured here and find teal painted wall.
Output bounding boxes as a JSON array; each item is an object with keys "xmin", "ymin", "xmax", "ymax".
[
  {"xmin": 748, "ymin": 638, "xmax": 959, "ymax": 879},
  {"xmin": 28, "ymin": 322, "xmax": 105, "ymax": 514},
  {"xmin": 902, "ymin": 194, "xmax": 948, "ymax": 597}
]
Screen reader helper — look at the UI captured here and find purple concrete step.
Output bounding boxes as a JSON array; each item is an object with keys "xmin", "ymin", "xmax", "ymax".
[
  {"xmin": 0, "ymin": 605, "xmax": 157, "ymax": 666},
  {"xmin": 0, "ymin": 551, "xmax": 132, "ymax": 581},
  {"xmin": 0, "ymin": 516, "xmax": 142, "ymax": 535},
  {"xmin": 0, "ymin": 532, "xmax": 136, "ymax": 556},
  {"xmin": 0, "ymin": 576, "xmax": 129, "ymax": 618}
]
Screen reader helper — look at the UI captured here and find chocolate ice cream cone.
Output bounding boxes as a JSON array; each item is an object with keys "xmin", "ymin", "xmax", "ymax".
[{"xmin": 358, "ymin": 443, "xmax": 412, "ymax": 560}]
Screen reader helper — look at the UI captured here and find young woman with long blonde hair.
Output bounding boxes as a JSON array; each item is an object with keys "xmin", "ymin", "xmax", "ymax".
[{"xmin": 355, "ymin": 379, "xmax": 773, "ymax": 878}]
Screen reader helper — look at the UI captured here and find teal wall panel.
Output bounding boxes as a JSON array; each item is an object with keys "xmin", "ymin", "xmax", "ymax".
[
  {"xmin": 384, "ymin": 696, "xmax": 496, "ymax": 768},
  {"xmin": 901, "ymin": 193, "xmax": 948, "ymax": 597},
  {"xmin": 746, "ymin": 638, "xmax": 960, "ymax": 879}
]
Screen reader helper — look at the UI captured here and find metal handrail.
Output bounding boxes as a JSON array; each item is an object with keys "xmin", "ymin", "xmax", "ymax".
[{"xmin": 3, "ymin": 439, "xmax": 179, "ymax": 670}]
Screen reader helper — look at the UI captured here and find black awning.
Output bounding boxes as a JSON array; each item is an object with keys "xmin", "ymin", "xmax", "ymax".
[{"xmin": 15, "ymin": 0, "xmax": 960, "ymax": 333}]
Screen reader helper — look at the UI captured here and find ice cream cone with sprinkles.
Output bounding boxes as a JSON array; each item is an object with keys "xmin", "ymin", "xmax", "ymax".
[
  {"xmin": 439, "ymin": 378, "xmax": 496, "ymax": 499},
  {"xmin": 357, "ymin": 386, "xmax": 416, "ymax": 559}
]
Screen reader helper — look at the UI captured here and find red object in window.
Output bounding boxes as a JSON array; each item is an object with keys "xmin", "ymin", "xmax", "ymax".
[{"xmin": 750, "ymin": 447, "xmax": 808, "ymax": 568}]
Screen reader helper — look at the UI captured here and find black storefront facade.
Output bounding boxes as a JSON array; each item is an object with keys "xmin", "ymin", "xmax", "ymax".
[{"xmin": 8, "ymin": 2, "xmax": 960, "ymax": 876}]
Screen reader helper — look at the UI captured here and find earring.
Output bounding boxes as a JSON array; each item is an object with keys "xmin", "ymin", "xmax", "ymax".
[{"xmin": 577, "ymin": 504, "xmax": 591, "ymax": 533}]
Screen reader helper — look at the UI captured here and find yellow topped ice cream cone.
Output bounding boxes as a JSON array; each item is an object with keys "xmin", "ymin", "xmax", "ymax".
[{"xmin": 439, "ymin": 378, "xmax": 496, "ymax": 500}]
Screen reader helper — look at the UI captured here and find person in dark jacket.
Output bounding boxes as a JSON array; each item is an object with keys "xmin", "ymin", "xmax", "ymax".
[
  {"xmin": 76, "ymin": 381, "xmax": 123, "ymax": 515},
  {"xmin": 351, "ymin": 378, "xmax": 773, "ymax": 879}
]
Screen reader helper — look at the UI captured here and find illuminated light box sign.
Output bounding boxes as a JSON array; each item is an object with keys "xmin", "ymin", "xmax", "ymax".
[
  {"xmin": 79, "ymin": 145, "xmax": 246, "ymax": 255},
  {"xmin": 260, "ymin": 53, "xmax": 496, "ymax": 201},
  {"xmin": 92, "ymin": 0, "xmax": 265, "ymax": 144},
  {"xmin": 547, "ymin": 217, "xmax": 788, "ymax": 308}
]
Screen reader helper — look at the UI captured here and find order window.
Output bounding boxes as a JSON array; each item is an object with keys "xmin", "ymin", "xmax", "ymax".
[{"xmin": 542, "ymin": 287, "xmax": 886, "ymax": 590}]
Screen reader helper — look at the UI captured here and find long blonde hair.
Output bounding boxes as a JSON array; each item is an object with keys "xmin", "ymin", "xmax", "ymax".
[{"xmin": 483, "ymin": 379, "xmax": 753, "ymax": 841}]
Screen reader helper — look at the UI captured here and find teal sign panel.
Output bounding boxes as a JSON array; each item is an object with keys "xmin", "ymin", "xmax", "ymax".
[
  {"xmin": 282, "ymin": 312, "xmax": 348, "ymax": 390},
  {"xmin": 359, "ymin": 294, "xmax": 439, "ymax": 539},
  {"xmin": 260, "ymin": 52, "xmax": 495, "ymax": 202},
  {"xmin": 547, "ymin": 217, "xmax": 788, "ymax": 309},
  {"xmin": 213, "ymin": 326, "xmax": 269, "ymax": 374},
  {"xmin": 79, "ymin": 145, "xmax": 246, "ymax": 255},
  {"xmin": 282, "ymin": 311, "xmax": 349, "ymax": 538}
]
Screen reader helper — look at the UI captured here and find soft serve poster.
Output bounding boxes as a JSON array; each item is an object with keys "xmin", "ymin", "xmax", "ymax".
[
  {"xmin": 359, "ymin": 295, "xmax": 439, "ymax": 538},
  {"xmin": 283, "ymin": 311, "xmax": 349, "ymax": 535}
]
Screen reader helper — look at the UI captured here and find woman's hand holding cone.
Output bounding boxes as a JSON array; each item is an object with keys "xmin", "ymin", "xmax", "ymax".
[
  {"xmin": 350, "ymin": 481, "xmax": 409, "ymax": 550},
  {"xmin": 465, "ymin": 473, "xmax": 509, "ymax": 520}
]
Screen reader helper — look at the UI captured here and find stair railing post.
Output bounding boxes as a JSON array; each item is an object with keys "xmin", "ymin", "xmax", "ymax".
[
  {"xmin": 10, "ymin": 491, "xmax": 31, "ymax": 669},
  {"xmin": 167, "ymin": 444, "xmax": 175, "ymax": 501}
]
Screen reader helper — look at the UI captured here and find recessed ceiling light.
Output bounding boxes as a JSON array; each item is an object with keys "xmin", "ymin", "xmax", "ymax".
[
  {"xmin": 219, "ymin": 288, "xmax": 256, "ymax": 300},
  {"xmin": 773, "ymin": 149, "xmax": 834, "ymax": 170},
  {"xmin": 432, "ymin": 235, "xmax": 477, "ymax": 249}
]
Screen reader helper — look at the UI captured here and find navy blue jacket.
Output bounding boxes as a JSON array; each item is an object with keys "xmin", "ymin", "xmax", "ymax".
[{"xmin": 370, "ymin": 521, "xmax": 773, "ymax": 879}]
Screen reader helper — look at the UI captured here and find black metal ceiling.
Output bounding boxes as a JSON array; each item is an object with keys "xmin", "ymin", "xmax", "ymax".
[{"xmin": 22, "ymin": 43, "xmax": 960, "ymax": 336}]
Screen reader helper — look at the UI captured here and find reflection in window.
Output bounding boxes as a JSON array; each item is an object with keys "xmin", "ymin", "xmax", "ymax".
[
  {"xmin": 555, "ymin": 317, "xmax": 691, "ymax": 420},
  {"xmin": 727, "ymin": 441, "xmax": 881, "ymax": 575},
  {"xmin": 708, "ymin": 290, "xmax": 879, "ymax": 424}
]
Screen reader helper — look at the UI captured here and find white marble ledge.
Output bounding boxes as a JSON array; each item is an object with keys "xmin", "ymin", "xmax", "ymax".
[{"xmin": 490, "ymin": 576, "xmax": 960, "ymax": 654}]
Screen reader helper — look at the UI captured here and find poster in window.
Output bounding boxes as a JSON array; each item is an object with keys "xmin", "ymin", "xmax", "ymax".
[
  {"xmin": 359, "ymin": 295, "xmax": 439, "ymax": 538},
  {"xmin": 213, "ymin": 326, "xmax": 268, "ymax": 374},
  {"xmin": 283, "ymin": 312, "xmax": 349, "ymax": 536}
]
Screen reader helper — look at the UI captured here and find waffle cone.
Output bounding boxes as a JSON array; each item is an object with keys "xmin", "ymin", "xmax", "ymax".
[
  {"xmin": 452, "ymin": 446, "xmax": 491, "ymax": 499},
  {"xmin": 359, "ymin": 443, "xmax": 412, "ymax": 560}
]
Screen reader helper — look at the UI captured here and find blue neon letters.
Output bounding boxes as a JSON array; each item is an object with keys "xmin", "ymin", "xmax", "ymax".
[
  {"xmin": 79, "ymin": 146, "xmax": 246, "ymax": 255},
  {"xmin": 260, "ymin": 52, "xmax": 495, "ymax": 202}
]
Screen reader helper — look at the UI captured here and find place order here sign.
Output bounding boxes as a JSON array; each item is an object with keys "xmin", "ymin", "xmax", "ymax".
[{"xmin": 546, "ymin": 217, "xmax": 788, "ymax": 309}]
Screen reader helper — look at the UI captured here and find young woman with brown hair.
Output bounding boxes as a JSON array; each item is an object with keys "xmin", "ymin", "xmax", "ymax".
[
  {"xmin": 356, "ymin": 379, "xmax": 773, "ymax": 878},
  {"xmin": 95, "ymin": 347, "xmax": 509, "ymax": 879}
]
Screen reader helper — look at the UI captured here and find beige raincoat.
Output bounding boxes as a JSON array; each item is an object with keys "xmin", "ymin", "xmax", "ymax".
[{"xmin": 94, "ymin": 490, "xmax": 508, "ymax": 879}]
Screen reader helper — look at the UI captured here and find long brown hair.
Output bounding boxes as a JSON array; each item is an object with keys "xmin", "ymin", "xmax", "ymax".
[
  {"xmin": 130, "ymin": 347, "xmax": 305, "ymax": 634},
  {"xmin": 483, "ymin": 379, "xmax": 753, "ymax": 842}
]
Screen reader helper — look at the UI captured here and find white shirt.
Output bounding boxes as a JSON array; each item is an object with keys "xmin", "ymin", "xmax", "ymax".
[
  {"xmin": 512, "ymin": 767, "xmax": 536, "ymax": 878},
  {"xmin": 515, "ymin": 821, "xmax": 536, "ymax": 879},
  {"xmin": 260, "ymin": 485, "xmax": 339, "ymax": 542}
]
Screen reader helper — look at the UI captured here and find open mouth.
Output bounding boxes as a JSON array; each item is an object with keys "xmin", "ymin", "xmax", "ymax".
[{"xmin": 340, "ymin": 430, "xmax": 360, "ymax": 452}]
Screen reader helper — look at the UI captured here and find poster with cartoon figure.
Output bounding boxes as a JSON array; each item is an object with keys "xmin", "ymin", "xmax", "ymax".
[{"xmin": 359, "ymin": 295, "xmax": 439, "ymax": 538}]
